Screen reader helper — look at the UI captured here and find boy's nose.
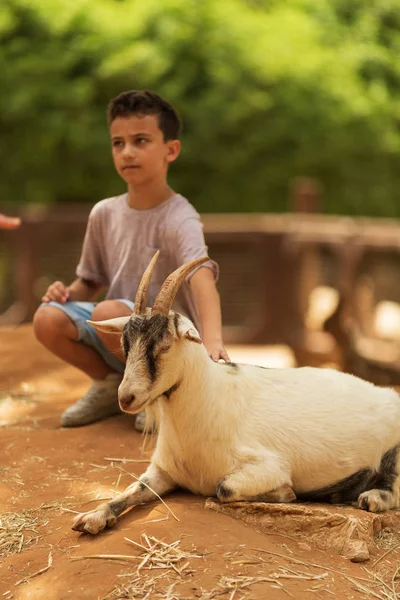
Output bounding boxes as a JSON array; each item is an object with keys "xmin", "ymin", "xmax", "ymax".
[{"xmin": 122, "ymin": 144, "xmax": 135, "ymax": 158}]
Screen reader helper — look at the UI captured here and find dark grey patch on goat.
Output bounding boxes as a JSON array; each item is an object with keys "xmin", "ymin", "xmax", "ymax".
[
  {"xmin": 139, "ymin": 477, "xmax": 150, "ymax": 492},
  {"xmin": 109, "ymin": 497, "xmax": 129, "ymax": 517},
  {"xmin": 218, "ymin": 361, "xmax": 239, "ymax": 370},
  {"xmin": 216, "ymin": 478, "xmax": 234, "ymax": 500},
  {"xmin": 297, "ymin": 444, "xmax": 400, "ymax": 504},
  {"xmin": 123, "ymin": 315, "xmax": 170, "ymax": 382},
  {"xmin": 369, "ymin": 444, "xmax": 400, "ymax": 492}
]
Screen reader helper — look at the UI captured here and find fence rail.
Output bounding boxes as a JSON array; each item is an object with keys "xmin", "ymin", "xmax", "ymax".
[{"xmin": 1, "ymin": 205, "xmax": 400, "ymax": 351}]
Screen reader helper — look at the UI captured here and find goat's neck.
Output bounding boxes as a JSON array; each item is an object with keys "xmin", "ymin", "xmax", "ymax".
[{"xmin": 163, "ymin": 342, "xmax": 221, "ymax": 418}]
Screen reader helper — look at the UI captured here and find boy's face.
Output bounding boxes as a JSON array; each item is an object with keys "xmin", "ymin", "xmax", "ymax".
[{"xmin": 110, "ymin": 114, "xmax": 180, "ymax": 186}]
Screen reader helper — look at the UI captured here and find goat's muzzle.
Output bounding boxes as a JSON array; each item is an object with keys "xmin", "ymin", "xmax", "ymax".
[{"xmin": 118, "ymin": 393, "xmax": 135, "ymax": 412}]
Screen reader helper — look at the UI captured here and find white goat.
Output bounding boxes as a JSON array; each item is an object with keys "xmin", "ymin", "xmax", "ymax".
[{"xmin": 72, "ymin": 253, "xmax": 400, "ymax": 535}]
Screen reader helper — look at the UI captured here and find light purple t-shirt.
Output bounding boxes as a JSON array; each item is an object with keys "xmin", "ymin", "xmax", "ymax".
[{"xmin": 76, "ymin": 193, "xmax": 218, "ymax": 332}]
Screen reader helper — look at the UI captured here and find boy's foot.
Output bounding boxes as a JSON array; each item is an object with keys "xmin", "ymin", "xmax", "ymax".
[{"xmin": 60, "ymin": 373, "xmax": 123, "ymax": 427}]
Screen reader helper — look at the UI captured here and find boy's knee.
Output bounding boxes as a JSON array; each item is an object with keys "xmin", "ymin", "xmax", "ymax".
[
  {"xmin": 92, "ymin": 300, "xmax": 132, "ymax": 322},
  {"xmin": 33, "ymin": 305, "xmax": 77, "ymax": 344}
]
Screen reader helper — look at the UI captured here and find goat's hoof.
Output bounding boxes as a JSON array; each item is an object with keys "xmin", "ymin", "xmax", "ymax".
[
  {"xmin": 72, "ymin": 508, "xmax": 116, "ymax": 534},
  {"xmin": 216, "ymin": 477, "xmax": 235, "ymax": 502},
  {"xmin": 357, "ymin": 489, "xmax": 391, "ymax": 513}
]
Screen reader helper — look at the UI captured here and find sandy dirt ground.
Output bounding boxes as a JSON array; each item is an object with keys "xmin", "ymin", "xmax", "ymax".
[{"xmin": 1, "ymin": 325, "xmax": 399, "ymax": 600}]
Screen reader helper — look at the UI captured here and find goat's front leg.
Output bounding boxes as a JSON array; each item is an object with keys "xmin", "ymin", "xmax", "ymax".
[
  {"xmin": 216, "ymin": 450, "xmax": 296, "ymax": 504},
  {"xmin": 72, "ymin": 462, "xmax": 177, "ymax": 535}
]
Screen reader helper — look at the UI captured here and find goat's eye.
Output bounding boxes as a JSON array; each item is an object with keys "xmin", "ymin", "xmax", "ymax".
[
  {"xmin": 155, "ymin": 343, "xmax": 170, "ymax": 357},
  {"xmin": 156, "ymin": 332, "xmax": 173, "ymax": 356}
]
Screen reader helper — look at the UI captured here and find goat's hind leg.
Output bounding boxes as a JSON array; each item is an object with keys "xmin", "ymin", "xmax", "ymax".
[
  {"xmin": 357, "ymin": 444, "xmax": 400, "ymax": 513},
  {"xmin": 72, "ymin": 462, "xmax": 176, "ymax": 534},
  {"xmin": 216, "ymin": 451, "xmax": 295, "ymax": 504}
]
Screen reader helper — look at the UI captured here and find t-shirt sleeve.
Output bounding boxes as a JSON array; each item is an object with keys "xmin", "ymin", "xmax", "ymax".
[
  {"xmin": 171, "ymin": 216, "xmax": 219, "ymax": 282},
  {"xmin": 76, "ymin": 206, "xmax": 109, "ymax": 286}
]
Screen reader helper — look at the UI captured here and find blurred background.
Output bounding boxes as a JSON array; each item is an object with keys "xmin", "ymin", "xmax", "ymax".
[{"xmin": 1, "ymin": 0, "xmax": 400, "ymax": 382}]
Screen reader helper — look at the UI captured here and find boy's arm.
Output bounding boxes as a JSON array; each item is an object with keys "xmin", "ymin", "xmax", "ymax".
[
  {"xmin": 189, "ymin": 267, "xmax": 230, "ymax": 362},
  {"xmin": 67, "ymin": 278, "xmax": 103, "ymax": 302},
  {"xmin": 42, "ymin": 277, "xmax": 103, "ymax": 303}
]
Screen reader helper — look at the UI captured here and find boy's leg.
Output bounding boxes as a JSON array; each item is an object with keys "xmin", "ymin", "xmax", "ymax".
[
  {"xmin": 33, "ymin": 306, "xmax": 113, "ymax": 379},
  {"xmin": 90, "ymin": 300, "xmax": 129, "ymax": 364},
  {"xmin": 90, "ymin": 301, "xmax": 154, "ymax": 434},
  {"xmin": 33, "ymin": 301, "xmax": 132, "ymax": 427}
]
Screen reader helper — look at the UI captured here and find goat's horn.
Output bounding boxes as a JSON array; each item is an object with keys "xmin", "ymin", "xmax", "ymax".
[
  {"xmin": 133, "ymin": 250, "xmax": 160, "ymax": 315},
  {"xmin": 152, "ymin": 257, "xmax": 209, "ymax": 316}
]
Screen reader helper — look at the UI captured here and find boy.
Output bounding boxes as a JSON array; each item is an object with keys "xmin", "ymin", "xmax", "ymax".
[{"xmin": 33, "ymin": 90, "xmax": 229, "ymax": 430}]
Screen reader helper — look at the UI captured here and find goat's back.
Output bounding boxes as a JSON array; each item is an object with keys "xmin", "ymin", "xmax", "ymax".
[{"xmin": 227, "ymin": 365, "xmax": 400, "ymax": 490}]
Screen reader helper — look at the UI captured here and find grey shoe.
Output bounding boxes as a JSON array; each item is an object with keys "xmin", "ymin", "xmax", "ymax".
[
  {"xmin": 134, "ymin": 409, "xmax": 158, "ymax": 434},
  {"xmin": 134, "ymin": 409, "xmax": 147, "ymax": 432},
  {"xmin": 60, "ymin": 373, "xmax": 123, "ymax": 427}
]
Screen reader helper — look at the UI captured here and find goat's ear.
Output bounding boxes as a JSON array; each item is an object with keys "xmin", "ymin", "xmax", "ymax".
[
  {"xmin": 87, "ymin": 316, "xmax": 130, "ymax": 334},
  {"xmin": 176, "ymin": 317, "xmax": 202, "ymax": 344}
]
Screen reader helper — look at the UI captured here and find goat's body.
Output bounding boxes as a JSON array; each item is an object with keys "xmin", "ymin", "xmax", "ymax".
[
  {"xmin": 153, "ymin": 347, "xmax": 400, "ymax": 498},
  {"xmin": 72, "ymin": 259, "xmax": 400, "ymax": 536}
]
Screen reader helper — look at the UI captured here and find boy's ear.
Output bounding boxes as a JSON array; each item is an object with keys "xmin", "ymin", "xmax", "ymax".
[
  {"xmin": 87, "ymin": 316, "xmax": 130, "ymax": 334},
  {"xmin": 166, "ymin": 140, "xmax": 180, "ymax": 164}
]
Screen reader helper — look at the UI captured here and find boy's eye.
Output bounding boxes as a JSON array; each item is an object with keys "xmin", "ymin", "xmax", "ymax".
[
  {"xmin": 112, "ymin": 140, "xmax": 123, "ymax": 148},
  {"xmin": 136, "ymin": 138, "xmax": 147, "ymax": 145}
]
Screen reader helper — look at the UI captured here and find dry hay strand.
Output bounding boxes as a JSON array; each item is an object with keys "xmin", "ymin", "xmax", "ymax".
[
  {"xmin": 125, "ymin": 534, "xmax": 204, "ymax": 575},
  {"xmin": 74, "ymin": 534, "xmax": 204, "ymax": 574},
  {"xmin": 0, "ymin": 501, "xmax": 76, "ymax": 558},
  {"xmin": 195, "ymin": 568, "xmax": 329, "ymax": 600},
  {"xmin": 374, "ymin": 528, "xmax": 400, "ymax": 555},
  {"xmin": 0, "ymin": 509, "xmax": 44, "ymax": 558},
  {"xmin": 251, "ymin": 546, "xmax": 400, "ymax": 600},
  {"xmin": 15, "ymin": 552, "xmax": 53, "ymax": 586},
  {"xmin": 93, "ymin": 535, "xmax": 204, "ymax": 599},
  {"xmin": 103, "ymin": 457, "xmax": 151, "ymax": 464},
  {"xmin": 103, "ymin": 574, "xmax": 181, "ymax": 600}
]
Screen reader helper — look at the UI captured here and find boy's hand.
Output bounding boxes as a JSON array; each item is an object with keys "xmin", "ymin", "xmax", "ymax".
[
  {"xmin": 203, "ymin": 337, "xmax": 231, "ymax": 363},
  {"xmin": 42, "ymin": 281, "xmax": 70, "ymax": 304},
  {"xmin": 0, "ymin": 214, "xmax": 21, "ymax": 230}
]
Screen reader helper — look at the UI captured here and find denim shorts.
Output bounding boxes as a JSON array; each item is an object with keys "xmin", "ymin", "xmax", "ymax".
[{"xmin": 43, "ymin": 300, "xmax": 134, "ymax": 373}]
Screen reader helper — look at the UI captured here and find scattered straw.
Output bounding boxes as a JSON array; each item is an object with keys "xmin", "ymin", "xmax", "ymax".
[
  {"xmin": 91, "ymin": 535, "xmax": 205, "ymax": 600},
  {"xmin": 1, "ymin": 501, "xmax": 76, "ymax": 559},
  {"xmin": 125, "ymin": 534, "xmax": 204, "ymax": 575},
  {"xmin": 372, "ymin": 541, "xmax": 400, "ymax": 568},
  {"xmin": 251, "ymin": 546, "xmax": 400, "ymax": 600},
  {"xmin": 0, "ymin": 510, "xmax": 42, "ymax": 558},
  {"xmin": 375, "ymin": 528, "xmax": 400, "ymax": 551},
  {"xmin": 73, "ymin": 534, "xmax": 204, "ymax": 575},
  {"xmin": 103, "ymin": 573, "xmax": 172, "ymax": 599}
]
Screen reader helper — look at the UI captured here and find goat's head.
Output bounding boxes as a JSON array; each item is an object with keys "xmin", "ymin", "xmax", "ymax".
[{"xmin": 87, "ymin": 252, "xmax": 208, "ymax": 413}]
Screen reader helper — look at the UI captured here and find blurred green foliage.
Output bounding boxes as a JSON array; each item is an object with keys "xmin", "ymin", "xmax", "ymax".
[{"xmin": 1, "ymin": 0, "xmax": 400, "ymax": 216}]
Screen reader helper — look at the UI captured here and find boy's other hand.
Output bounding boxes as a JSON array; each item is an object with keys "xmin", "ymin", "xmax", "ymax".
[
  {"xmin": 42, "ymin": 281, "xmax": 70, "ymax": 304},
  {"xmin": 0, "ymin": 213, "xmax": 21, "ymax": 230},
  {"xmin": 203, "ymin": 338, "xmax": 231, "ymax": 363}
]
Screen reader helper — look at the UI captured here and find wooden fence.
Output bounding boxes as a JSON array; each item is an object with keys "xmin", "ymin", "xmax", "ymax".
[{"xmin": 1, "ymin": 205, "xmax": 400, "ymax": 349}]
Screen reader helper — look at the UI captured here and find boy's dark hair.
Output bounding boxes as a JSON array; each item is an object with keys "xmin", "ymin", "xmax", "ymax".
[{"xmin": 107, "ymin": 90, "xmax": 182, "ymax": 141}]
